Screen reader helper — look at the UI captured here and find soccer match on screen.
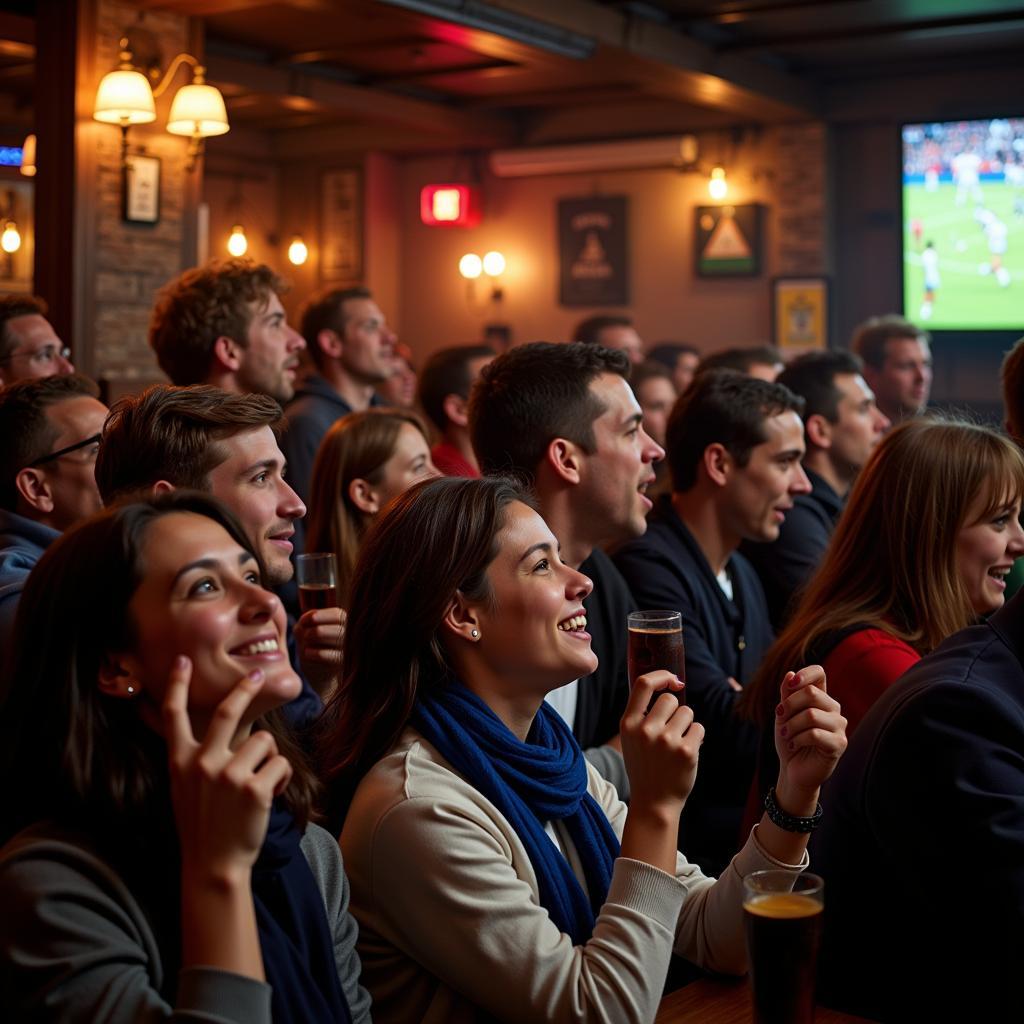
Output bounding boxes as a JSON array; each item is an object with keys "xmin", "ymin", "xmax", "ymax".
[{"xmin": 902, "ymin": 117, "xmax": 1024, "ymax": 330}]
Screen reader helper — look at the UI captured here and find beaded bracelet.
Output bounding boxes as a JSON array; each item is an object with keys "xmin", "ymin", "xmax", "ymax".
[{"xmin": 764, "ymin": 786, "xmax": 823, "ymax": 833}]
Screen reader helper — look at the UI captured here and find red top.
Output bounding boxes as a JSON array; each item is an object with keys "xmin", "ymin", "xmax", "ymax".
[
  {"xmin": 431, "ymin": 441, "xmax": 480, "ymax": 479},
  {"xmin": 823, "ymin": 627, "xmax": 920, "ymax": 736}
]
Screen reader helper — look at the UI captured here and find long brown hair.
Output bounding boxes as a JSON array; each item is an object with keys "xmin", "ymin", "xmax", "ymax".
[
  {"xmin": 741, "ymin": 416, "xmax": 1024, "ymax": 728},
  {"xmin": 305, "ymin": 407, "xmax": 430, "ymax": 606},
  {"xmin": 316, "ymin": 476, "xmax": 530, "ymax": 819},
  {"xmin": 0, "ymin": 491, "xmax": 318, "ymax": 844}
]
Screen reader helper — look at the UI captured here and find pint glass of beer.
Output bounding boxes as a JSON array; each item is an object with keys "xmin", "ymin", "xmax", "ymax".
[
  {"xmin": 743, "ymin": 870, "xmax": 824, "ymax": 1024},
  {"xmin": 626, "ymin": 610, "xmax": 684, "ymax": 704},
  {"xmin": 296, "ymin": 552, "xmax": 340, "ymax": 613}
]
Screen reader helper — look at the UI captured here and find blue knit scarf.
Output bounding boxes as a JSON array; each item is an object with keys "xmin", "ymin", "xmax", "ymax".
[
  {"xmin": 251, "ymin": 803, "xmax": 352, "ymax": 1024},
  {"xmin": 413, "ymin": 685, "xmax": 621, "ymax": 945}
]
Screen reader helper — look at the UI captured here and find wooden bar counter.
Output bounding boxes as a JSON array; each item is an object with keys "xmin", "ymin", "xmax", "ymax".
[{"xmin": 656, "ymin": 977, "xmax": 875, "ymax": 1023}]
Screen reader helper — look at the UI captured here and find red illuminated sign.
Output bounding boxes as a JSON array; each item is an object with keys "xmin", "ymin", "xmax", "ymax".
[{"xmin": 420, "ymin": 184, "xmax": 481, "ymax": 227}]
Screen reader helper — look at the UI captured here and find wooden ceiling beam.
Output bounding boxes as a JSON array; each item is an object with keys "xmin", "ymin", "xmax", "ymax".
[
  {"xmin": 482, "ymin": 0, "xmax": 820, "ymax": 117},
  {"xmin": 206, "ymin": 52, "xmax": 517, "ymax": 143}
]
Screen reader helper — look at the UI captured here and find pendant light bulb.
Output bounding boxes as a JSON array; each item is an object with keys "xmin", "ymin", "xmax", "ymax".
[{"xmin": 227, "ymin": 223, "xmax": 248, "ymax": 258}]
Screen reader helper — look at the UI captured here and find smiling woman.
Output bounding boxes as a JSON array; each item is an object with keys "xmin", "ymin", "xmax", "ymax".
[
  {"xmin": 318, "ymin": 475, "xmax": 847, "ymax": 1024},
  {"xmin": 0, "ymin": 491, "xmax": 369, "ymax": 1024},
  {"xmin": 305, "ymin": 407, "xmax": 440, "ymax": 607}
]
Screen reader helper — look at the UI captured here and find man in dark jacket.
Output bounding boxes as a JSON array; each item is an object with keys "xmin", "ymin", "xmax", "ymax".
[
  {"xmin": 469, "ymin": 342, "xmax": 664, "ymax": 796},
  {"xmin": 742, "ymin": 350, "xmax": 889, "ymax": 628},
  {"xmin": 813, "ymin": 589, "xmax": 1024, "ymax": 1020},
  {"xmin": 0, "ymin": 375, "xmax": 107, "ymax": 661},
  {"xmin": 614, "ymin": 370, "xmax": 810, "ymax": 871}
]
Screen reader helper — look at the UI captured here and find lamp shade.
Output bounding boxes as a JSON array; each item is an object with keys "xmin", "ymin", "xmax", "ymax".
[
  {"xmin": 20, "ymin": 134, "xmax": 35, "ymax": 177},
  {"xmin": 167, "ymin": 83, "xmax": 230, "ymax": 138},
  {"xmin": 93, "ymin": 69, "xmax": 157, "ymax": 125}
]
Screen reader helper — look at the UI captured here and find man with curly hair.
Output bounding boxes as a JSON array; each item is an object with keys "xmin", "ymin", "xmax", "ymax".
[{"xmin": 148, "ymin": 259, "xmax": 305, "ymax": 404}]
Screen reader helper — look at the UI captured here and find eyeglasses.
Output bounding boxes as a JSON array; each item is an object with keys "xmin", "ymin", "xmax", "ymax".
[
  {"xmin": 0, "ymin": 344, "xmax": 72, "ymax": 367},
  {"xmin": 28, "ymin": 433, "xmax": 102, "ymax": 468}
]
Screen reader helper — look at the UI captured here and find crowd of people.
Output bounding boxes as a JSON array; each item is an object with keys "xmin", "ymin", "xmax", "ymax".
[{"xmin": 0, "ymin": 264, "xmax": 1021, "ymax": 1022}]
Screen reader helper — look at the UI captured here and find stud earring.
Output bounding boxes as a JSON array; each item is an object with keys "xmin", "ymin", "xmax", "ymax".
[
  {"xmin": 471, "ymin": 629, "xmax": 480, "ymax": 639},
  {"xmin": 126, "ymin": 686, "xmax": 135, "ymax": 695}
]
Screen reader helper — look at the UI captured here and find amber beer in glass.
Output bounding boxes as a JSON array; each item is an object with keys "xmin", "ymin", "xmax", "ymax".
[
  {"xmin": 743, "ymin": 870, "xmax": 824, "ymax": 1024},
  {"xmin": 627, "ymin": 610, "xmax": 684, "ymax": 704},
  {"xmin": 296, "ymin": 552, "xmax": 340, "ymax": 613}
]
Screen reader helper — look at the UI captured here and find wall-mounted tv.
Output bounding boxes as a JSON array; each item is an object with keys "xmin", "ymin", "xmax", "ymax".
[{"xmin": 902, "ymin": 118, "xmax": 1024, "ymax": 330}]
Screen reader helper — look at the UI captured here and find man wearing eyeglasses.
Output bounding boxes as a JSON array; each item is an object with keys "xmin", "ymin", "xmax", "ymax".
[
  {"xmin": 0, "ymin": 375, "xmax": 107, "ymax": 659},
  {"xmin": 0, "ymin": 296, "xmax": 73, "ymax": 388}
]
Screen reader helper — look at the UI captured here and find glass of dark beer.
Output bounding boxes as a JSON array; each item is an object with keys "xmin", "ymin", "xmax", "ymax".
[
  {"xmin": 296, "ymin": 552, "xmax": 339, "ymax": 613},
  {"xmin": 743, "ymin": 870, "xmax": 824, "ymax": 1024},
  {"xmin": 627, "ymin": 610, "xmax": 684, "ymax": 704}
]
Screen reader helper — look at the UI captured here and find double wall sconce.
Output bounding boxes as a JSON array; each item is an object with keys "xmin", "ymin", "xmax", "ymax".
[
  {"xmin": 459, "ymin": 250, "xmax": 506, "ymax": 280},
  {"xmin": 93, "ymin": 36, "xmax": 229, "ymax": 171}
]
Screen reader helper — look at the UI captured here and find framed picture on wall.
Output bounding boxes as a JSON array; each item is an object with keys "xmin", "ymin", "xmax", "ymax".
[
  {"xmin": 321, "ymin": 168, "xmax": 363, "ymax": 283},
  {"xmin": 123, "ymin": 155, "xmax": 161, "ymax": 225},
  {"xmin": 772, "ymin": 276, "xmax": 830, "ymax": 350},
  {"xmin": 694, "ymin": 204, "xmax": 762, "ymax": 276},
  {"xmin": 558, "ymin": 195, "xmax": 629, "ymax": 306}
]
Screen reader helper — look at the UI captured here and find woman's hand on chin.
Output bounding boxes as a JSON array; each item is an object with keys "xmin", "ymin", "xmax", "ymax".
[
  {"xmin": 773, "ymin": 665, "xmax": 847, "ymax": 813},
  {"xmin": 164, "ymin": 655, "xmax": 294, "ymax": 884},
  {"xmin": 619, "ymin": 670, "xmax": 702, "ymax": 821}
]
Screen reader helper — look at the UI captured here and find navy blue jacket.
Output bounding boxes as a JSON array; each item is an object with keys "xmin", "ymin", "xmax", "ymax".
[
  {"xmin": 741, "ymin": 468, "xmax": 843, "ymax": 630},
  {"xmin": 613, "ymin": 496, "xmax": 771, "ymax": 872},
  {"xmin": 814, "ymin": 591, "xmax": 1024, "ymax": 1020}
]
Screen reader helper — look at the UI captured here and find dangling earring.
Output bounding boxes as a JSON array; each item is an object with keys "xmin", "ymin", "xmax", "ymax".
[{"xmin": 470, "ymin": 629, "xmax": 480, "ymax": 639}]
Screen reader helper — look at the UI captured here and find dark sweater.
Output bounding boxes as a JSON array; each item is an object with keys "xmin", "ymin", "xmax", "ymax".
[
  {"xmin": 613, "ymin": 496, "xmax": 772, "ymax": 873},
  {"xmin": 741, "ymin": 468, "xmax": 844, "ymax": 630}
]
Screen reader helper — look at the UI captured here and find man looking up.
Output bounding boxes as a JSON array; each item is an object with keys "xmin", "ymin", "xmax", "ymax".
[
  {"xmin": 148, "ymin": 259, "xmax": 305, "ymax": 404},
  {"xmin": 469, "ymin": 342, "xmax": 663, "ymax": 795},
  {"xmin": 283, "ymin": 286, "xmax": 395, "ymax": 508},
  {"xmin": 0, "ymin": 375, "xmax": 107, "ymax": 656},
  {"xmin": 743, "ymin": 350, "xmax": 890, "ymax": 627},
  {"xmin": 613, "ymin": 371, "xmax": 810, "ymax": 872},
  {"xmin": 0, "ymin": 296, "xmax": 73, "ymax": 387},
  {"xmin": 572, "ymin": 314, "xmax": 645, "ymax": 365},
  {"xmin": 851, "ymin": 314, "xmax": 932, "ymax": 424},
  {"xmin": 95, "ymin": 385, "xmax": 337, "ymax": 727},
  {"xmin": 417, "ymin": 344, "xmax": 495, "ymax": 478}
]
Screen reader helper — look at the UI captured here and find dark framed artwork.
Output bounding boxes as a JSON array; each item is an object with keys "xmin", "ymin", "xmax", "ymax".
[
  {"xmin": 321, "ymin": 168, "xmax": 363, "ymax": 283},
  {"xmin": 772, "ymin": 276, "xmax": 829, "ymax": 350},
  {"xmin": 694, "ymin": 203, "xmax": 763, "ymax": 277},
  {"xmin": 123, "ymin": 154, "xmax": 161, "ymax": 225},
  {"xmin": 558, "ymin": 195, "xmax": 629, "ymax": 306}
]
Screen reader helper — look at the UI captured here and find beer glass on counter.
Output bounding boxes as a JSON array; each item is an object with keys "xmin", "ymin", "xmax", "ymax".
[
  {"xmin": 627, "ymin": 610, "xmax": 685, "ymax": 703},
  {"xmin": 296, "ymin": 552, "xmax": 340, "ymax": 613},
  {"xmin": 743, "ymin": 870, "xmax": 824, "ymax": 1024}
]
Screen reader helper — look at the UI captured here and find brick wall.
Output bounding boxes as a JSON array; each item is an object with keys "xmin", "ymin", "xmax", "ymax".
[
  {"xmin": 774, "ymin": 122, "xmax": 828, "ymax": 276},
  {"xmin": 88, "ymin": 0, "xmax": 194, "ymax": 390}
]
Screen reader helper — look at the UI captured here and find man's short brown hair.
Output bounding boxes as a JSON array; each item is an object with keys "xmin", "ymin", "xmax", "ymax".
[
  {"xmin": 0, "ymin": 294, "xmax": 48, "ymax": 363},
  {"xmin": 96, "ymin": 384, "xmax": 284, "ymax": 503},
  {"xmin": 148, "ymin": 260, "xmax": 287, "ymax": 385},
  {"xmin": 299, "ymin": 286, "xmax": 372, "ymax": 370},
  {"xmin": 850, "ymin": 315, "xmax": 929, "ymax": 371}
]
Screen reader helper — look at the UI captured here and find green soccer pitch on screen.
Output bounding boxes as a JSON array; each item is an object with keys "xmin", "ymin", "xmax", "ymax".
[{"xmin": 902, "ymin": 118, "xmax": 1024, "ymax": 330}]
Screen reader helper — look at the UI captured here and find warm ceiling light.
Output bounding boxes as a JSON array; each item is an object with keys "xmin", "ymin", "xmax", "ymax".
[
  {"xmin": 459, "ymin": 253, "xmax": 483, "ymax": 279},
  {"xmin": 1, "ymin": 220, "xmax": 21, "ymax": 253},
  {"xmin": 287, "ymin": 236, "xmax": 308, "ymax": 266},
  {"xmin": 227, "ymin": 224, "xmax": 248, "ymax": 258},
  {"xmin": 93, "ymin": 40, "xmax": 157, "ymax": 126},
  {"xmin": 708, "ymin": 166, "xmax": 728, "ymax": 201},
  {"xmin": 19, "ymin": 134, "xmax": 35, "ymax": 177},
  {"xmin": 482, "ymin": 251, "xmax": 506, "ymax": 276}
]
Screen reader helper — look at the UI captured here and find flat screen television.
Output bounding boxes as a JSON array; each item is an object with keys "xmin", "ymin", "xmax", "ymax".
[{"xmin": 902, "ymin": 117, "xmax": 1024, "ymax": 330}]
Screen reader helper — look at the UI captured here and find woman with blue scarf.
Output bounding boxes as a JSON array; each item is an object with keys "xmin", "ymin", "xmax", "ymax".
[
  {"xmin": 320, "ymin": 477, "xmax": 847, "ymax": 1024},
  {"xmin": 0, "ymin": 493, "xmax": 370, "ymax": 1023}
]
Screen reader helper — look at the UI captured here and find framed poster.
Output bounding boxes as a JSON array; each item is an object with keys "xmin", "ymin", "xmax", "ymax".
[
  {"xmin": 558, "ymin": 195, "xmax": 629, "ymax": 306},
  {"xmin": 321, "ymin": 168, "xmax": 363, "ymax": 283},
  {"xmin": 694, "ymin": 203, "xmax": 762, "ymax": 277},
  {"xmin": 124, "ymin": 154, "xmax": 161, "ymax": 225},
  {"xmin": 772, "ymin": 276, "xmax": 829, "ymax": 350}
]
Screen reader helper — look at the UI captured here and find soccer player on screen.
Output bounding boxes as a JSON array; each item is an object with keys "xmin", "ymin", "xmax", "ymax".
[
  {"xmin": 920, "ymin": 242, "xmax": 940, "ymax": 320},
  {"xmin": 952, "ymin": 148, "xmax": 983, "ymax": 207}
]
